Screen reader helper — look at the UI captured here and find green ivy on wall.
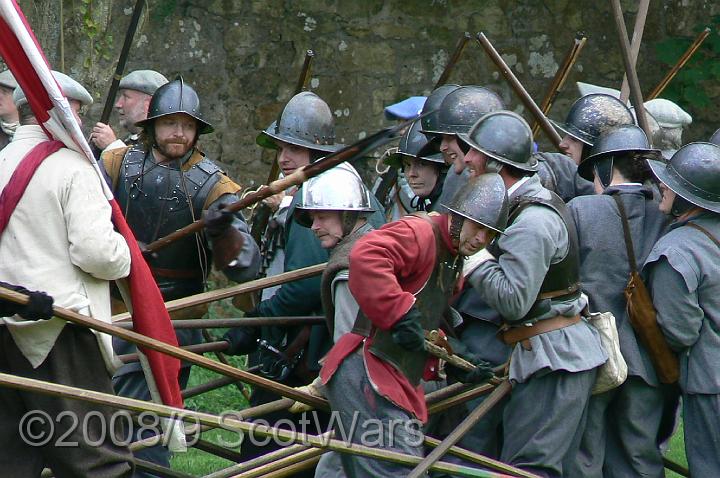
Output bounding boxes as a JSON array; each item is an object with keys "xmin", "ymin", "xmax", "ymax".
[
  {"xmin": 653, "ymin": 18, "xmax": 720, "ymax": 109},
  {"xmin": 77, "ymin": 0, "xmax": 113, "ymax": 69}
]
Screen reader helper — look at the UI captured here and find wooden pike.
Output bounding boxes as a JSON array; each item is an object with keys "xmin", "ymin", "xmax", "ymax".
[
  {"xmin": 647, "ymin": 27, "xmax": 711, "ymax": 101},
  {"xmin": 476, "ymin": 32, "xmax": 563, "ymax": 149},
  {"xmin": 407, "ymin": 380, "xmax": 513, "ymax": 478},
  {"xmin": 0, "ymin": 286, "xmax": 326, "ymax": 409},
  {"xmin": 0, "ymin": 372, "xmax": 519, "ymax": 478},
  {"xmin": 531, "ymin": 32, "xmax": 587, "ymax": 138},
  {"xmin": 618, "ymin": 0, "xmax": 650, "ymax": 103},
  {"xmin": 609, "ymin": 0, "xmax": 652, "ymax": 140},
  {"xmin": 111, "ymin": 262, "xmax": 327, "ymax": 322},
  {"xmin": 115, "ymin": 316, "xmax": 325, "ymax": 330}
]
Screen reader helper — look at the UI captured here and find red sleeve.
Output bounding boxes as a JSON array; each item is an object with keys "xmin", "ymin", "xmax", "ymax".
[{"xmin": 348, "ymin": 217, "xmax": 437, "ymax": 330}]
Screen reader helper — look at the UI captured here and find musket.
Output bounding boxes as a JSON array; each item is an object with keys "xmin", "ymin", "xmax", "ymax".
[
  {"xmin": 647, "ymin": 27, "xmax": 711, "ymax": 101},
  {"xmin": 248, "ymin": 50, "xmax": 313, "ymax": 248},
  {"xmin": 89, "ymin": 0, "xmax": 145, "ymax": 158},
  {"xmin": 476, "ymin": 32, "xmax": 563, "ymax": 149},
  {"xmin": 531, "ymin": 32, "xmax": 587, "ymax": 138},
  {"xmin": 144, "ymin": 117, "xmax": 417, "ymax": 254},
  {"xmin": 434, "ymin": 32, "xmax": 472, "ymax": 89},
  {"xmin": 609, "ymin": 0, "xmax": 652, "ymax": 140},
  {"xmin": 262, "ymin": 49, "xmax": 315, "ymax": 188},
  {"xmin": 374, "ymin": 32, "xmax": 470, "ymax": 208},
  {"xmin": 618, "ymin": 0, "xmax": 650, "ymax": 103}
]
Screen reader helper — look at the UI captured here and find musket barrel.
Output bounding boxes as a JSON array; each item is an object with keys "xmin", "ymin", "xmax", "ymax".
[
  {"xmin": 648, "ymin": 27, "xmax": 711, "ymax": 101},
  {"xmin": 476, "ymin": 32, "xmax": 563, "ymax": 149}
]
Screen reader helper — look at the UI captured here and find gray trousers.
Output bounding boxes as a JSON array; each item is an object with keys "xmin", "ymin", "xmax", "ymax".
[
  {"xmin": 457, "ymin": 320, "xmax": 511, "ymax": 458},
  {"xmin": 566, "ymin": 376, "xmax": 664, "ymax": 478},
  {"xmin": 0, "ymin": 326, "xmax": 133, "ymax": 477},
  {"xmin": 684, "ymin": 392, "xmax": 720, "ymax": 477},
  {"xmin": 501, "ymin": 368, "xmax": 596, "ymax": 478},
  {"xmin": 324, "ymin": 352, "xmax": 426, "ymax": 478}
]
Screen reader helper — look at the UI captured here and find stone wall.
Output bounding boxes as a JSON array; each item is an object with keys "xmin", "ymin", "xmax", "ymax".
[{"xmin": 9, "ymin": 0, "xmax": 720, "ymax": 186}]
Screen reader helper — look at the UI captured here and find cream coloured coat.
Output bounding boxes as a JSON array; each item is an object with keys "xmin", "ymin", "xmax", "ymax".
[{"xmin": 0, "ymin": 125, "xmax": 130, "ymax": 372}]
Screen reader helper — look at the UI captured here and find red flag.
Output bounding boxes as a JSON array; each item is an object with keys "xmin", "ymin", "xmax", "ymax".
[{"xmin": 0, "ymin": 0, "xmax": 182, "ymax": 408}]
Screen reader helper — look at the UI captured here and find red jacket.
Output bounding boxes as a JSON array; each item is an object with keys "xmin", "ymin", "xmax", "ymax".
[{"xmin": 320, "ymin": 214, "xmax": 458, "ymax": 422}]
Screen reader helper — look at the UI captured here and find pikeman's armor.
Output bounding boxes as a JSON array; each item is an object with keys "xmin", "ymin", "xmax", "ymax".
[{"xmin": 116, "ymin": 147, "xmax": 223, "ymax": 299}]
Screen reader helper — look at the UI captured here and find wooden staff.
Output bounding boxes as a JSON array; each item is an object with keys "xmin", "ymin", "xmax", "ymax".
[
  {"xmin": 0, "ymin": 372, "xmax": 518, "ymax": 478},
  {"xmin": 435, "ymin": 32, "xmax": 472, "ymax": 89},
  {"xmin": 531, "ymin": 32, "xmax": 587, "ymax": 138},
  {"xmin": 619, "ymin": 0, "xmax": 650, "ymax": 102},
  {"xmin": 609, "ymin": 0, "xmax": 652, "ymax": 140},
  {"xmin": 115, "ymin": 316, "xmax": 325, "ymax": 329},
  {"xmin": 144, "ymin": 120, "xmax": 411, "ymax": 254},
  {"xmin": 407, "ymin": 380, "xmax": 513, "ymax": 478},
  {"xmin": 112, "ymin": 262, "xmax": 327, "ymax": 322},
  {"xmin": 0, "ymin": 286, "xmax": 325, "ymax": 408},
  {"xmin": 647, "ymin": 27, "xmax": 711, "ymax": 100},
  {"xmin": 476, "ymin": 32, "xmax": 563, "ymax": 149}
]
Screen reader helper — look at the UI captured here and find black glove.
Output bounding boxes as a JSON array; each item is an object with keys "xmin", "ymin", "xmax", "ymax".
[
  {"xmin": 391, "ymin": 306, "xmax": 426, "ymax": 352},
  {"xmin": 445, "ymin": 337, "xmax": 495, "ymax": 384},
  {"xmin": 223, "ymin": 309, "xmax": 260, "ymax": 355},
  {"xmin": 204, "ymin": 204, "xmax": 235, "ymax": 238},
  {"xmin": 0, "ymin": 282, "xmax": 54, "ymax": 321}
]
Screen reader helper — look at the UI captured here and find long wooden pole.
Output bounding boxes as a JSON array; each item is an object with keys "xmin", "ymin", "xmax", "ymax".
[
  {"xmin": 647, "ymin": 27, "xmax": 711, "ymax": 100},
  {"xmin": 407, "ymin": 380, "xmax": 513, "ymax": 478},
  {"xmin": 531, "ymin": 32, "xmax": 587, "ymax": 138},
  {"xmin": 476, "ymin": 32, "xmax": 563, "ymax": 149},
  {"xmin": 609, "ymin": 0, "xmax": 652, "ymax": 140},
  {"xmin": 0, "ymin": 372, "xmax": 514, "ymax": 478},
  {"xmin": 111, "ymin": 262, "xmax": 326, "ymax": 322},
  {"xmin": 434, "ymin": 32, "xmax": 472, "ymax": 89},
  {"xmin": 115, "ymin": 316, "xmax": 325, "ymax": 330},
  {"xmin": 618, "ymin": 0, "xmax": 650, "ymax": 102},
  {"xmin": 0, "ymin": 286, "xmax": 326, "ymax": 408}
]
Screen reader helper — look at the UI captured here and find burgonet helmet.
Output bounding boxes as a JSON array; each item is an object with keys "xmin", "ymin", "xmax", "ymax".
[
  {"xmin": 294, "ymin": 163, "xmax": 375, "ymax": 235},
  {"xmin": 551, "ymin": 93, "xmax": 634, "ymax": 146},
  {"xmin": 578, "ymin": 124, "xmax": 661, "ymax": 182},
  {"xmin": 647, "ymin": 142, "xmax": 720, "ymax": 215},
  {"xmin": 434, "ymin": 86, "xmax": 505, "ymax": 136},
  {"xmin": 443, "ymin": 173, "xmax": 509, "ymax": 239},
  {"xmin": 136, "ymin": 76, "xmax": 213, "ymax": 134},
  {"xmin": 385, "ymin": 120, "xmax": 446, "ymax": 169},
  {"xmin": 458, "ymin": 110, "xmax": 537, "ymax": 172},
  {"xmin": 257, "ymin": 91, "xmax": 340, "ymax": 153},
  {"xmin": 419, "ymin": 84, "xmax": 461, "ymax": 137}
]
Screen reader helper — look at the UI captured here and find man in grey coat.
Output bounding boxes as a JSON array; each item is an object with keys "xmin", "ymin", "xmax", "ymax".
[
  {"xmin": 644, "ymin": 142, "xmax": 720, "ymax": 477},
  {"xmin": 566, "ymin": 125, "xmax": 669, "ymax": 478},
  {"xmin": 460, "ymin": 110, "xmax": 607, "ymax": 477}
]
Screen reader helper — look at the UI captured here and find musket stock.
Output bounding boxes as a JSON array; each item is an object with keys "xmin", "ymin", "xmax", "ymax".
[
  {"xmin": 476, "ymin": 32, "xmax": 562, "ymax": 149},
  {"xmin": 531, "ymin": 32, "xmax": 587, "ymax": 138},
  {"xmin": 648, "ymin": 27, "xmax": 711, "ymax": 100}
]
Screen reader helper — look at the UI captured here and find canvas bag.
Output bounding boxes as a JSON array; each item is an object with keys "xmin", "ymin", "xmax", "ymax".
[{"xmin": 586, "ymin": 309, "xmax": 628, "ymax": 394}]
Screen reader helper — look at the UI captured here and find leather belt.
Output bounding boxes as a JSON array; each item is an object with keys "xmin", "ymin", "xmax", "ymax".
[{"xmin": 500, "ymin": 314, "xmax": 581, "ymax": 351}]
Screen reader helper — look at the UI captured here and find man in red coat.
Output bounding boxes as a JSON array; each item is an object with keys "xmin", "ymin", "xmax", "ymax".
[{"xmin": 319, "ymin": 173, "xmax": 509, "ymax": 476}]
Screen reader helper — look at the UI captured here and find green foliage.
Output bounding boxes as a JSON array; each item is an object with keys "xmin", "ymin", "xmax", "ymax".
[
  {"xmin": 152, "ymin": 0, "xmax": 179, "ymax": 23},
  {"xmin": 653, "ymin": 18, "xmax": 720, "ymax": 108},
  {"xmin": 76, "ymin": 0, "xmax": 113, "ymax": 70}
]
